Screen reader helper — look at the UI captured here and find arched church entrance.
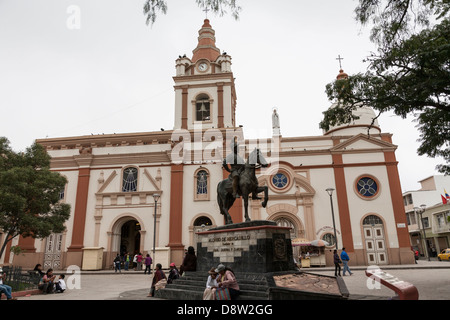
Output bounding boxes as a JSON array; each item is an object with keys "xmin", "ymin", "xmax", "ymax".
[
  {"xmin": 363, "ymin": 214, "xmax": 388, "ymax": 265},
  {"xmin": 109, "ymin": 215, "xmax": 146, "ymax": 265},
  {"xmin": 120, "ymin": 219, "xmax": 141, "ymax": 256}
]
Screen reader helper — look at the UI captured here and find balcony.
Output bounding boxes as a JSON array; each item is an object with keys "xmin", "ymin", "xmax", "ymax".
[
  {"xmin": 432, "ymin": 223, "xmax": 450, "ymax": 234},
  {"xmin": 408, "ymin": 223, "xmax": 420, "ymax": 233}
]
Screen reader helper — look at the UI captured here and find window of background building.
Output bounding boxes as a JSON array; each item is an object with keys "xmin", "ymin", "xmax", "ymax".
[
  {"xmin": 406, "ymin": 211, "xmax": 417, "ymax": 225},
  {"xmin": 403, "ymin": 194, "xmax": 413, "ymax": 206}
]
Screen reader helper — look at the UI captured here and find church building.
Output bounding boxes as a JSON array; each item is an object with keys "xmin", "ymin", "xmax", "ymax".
[{"xmin": 1, "ymin": 19, "xmax": 414, "ymax": 270}]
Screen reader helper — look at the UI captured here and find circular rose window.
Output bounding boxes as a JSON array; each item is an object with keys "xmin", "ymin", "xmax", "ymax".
[
  {"xmin": 272, "ymin": 173, "xmax": 289, "ymax": 189},
  {"xmin": 356, "ymin": 176, "xmax": 379, "ymax": 198}
]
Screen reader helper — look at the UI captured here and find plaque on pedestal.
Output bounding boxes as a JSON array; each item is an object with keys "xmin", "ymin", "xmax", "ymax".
[{"xmin": 196, "ymin": 220, "xmax": 296, "ymax": 273}]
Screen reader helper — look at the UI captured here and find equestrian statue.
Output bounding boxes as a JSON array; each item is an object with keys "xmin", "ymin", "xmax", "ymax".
[{"xmin": 217, "ymin": 138, "xmax": 269, "ymax": 225}]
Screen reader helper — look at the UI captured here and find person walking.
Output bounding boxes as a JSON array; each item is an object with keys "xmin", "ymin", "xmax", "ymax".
[
  {"xmin": 333, "ymin": 250, "xmax": 341, "ymax": 277},
  {"xmin": 114, "ymin": 254, "xmax": 122, "ymax": 273},
  {"xmin": 144, "ymin": 254, "xmax": 152, "ymax": 275},
  {"xmin": 340, "ymin": 247, "xmax": 353, "ymax": 276}
]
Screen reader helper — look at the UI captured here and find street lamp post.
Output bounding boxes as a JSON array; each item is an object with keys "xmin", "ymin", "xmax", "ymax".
[
  {"xmin": 326, "ymin": 188, "xmax": 338, "ymax": 250},
  {"xmin": 152, "ymin": 193, "xmax": 160, "ymax": 273},
  {"xmin": 414, "ymin": 204, "xmax": 430, "ymax": 261}
]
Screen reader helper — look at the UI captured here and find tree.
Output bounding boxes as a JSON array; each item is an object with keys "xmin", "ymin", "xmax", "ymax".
[
  {"xmin": 0, "ymin": 138, "xmax": 71, "ymax": 259},
  {"xmin": 320, "ymin": 0, "xmax": 450, "ymax": 174},
  {"xmin": 143, "ymin": 0, "xmax": 241, "ymax": 25}
]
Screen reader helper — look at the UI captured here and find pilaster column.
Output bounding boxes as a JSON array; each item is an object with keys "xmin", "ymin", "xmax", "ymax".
[
  {"xmin": 68, "ymin": 156, "xmax": 92, "ymax": 252},
  {"xmin": 332, "ymin": 153, "xmax": 354, "ymax": 251},
  {"xmin": 17, "ymin": 236, "xmax": 36, "ymax": 253},
  {"xmin": 384, "ymin": 151, "xmax": 410, "ymax": 247},
  {"xmin": 168, "ymin": 164, "xmax": 185, "ymax": 265},
  {"xmin": 303, "ymin": 196, "xmax": 316, "ymax": 241}
]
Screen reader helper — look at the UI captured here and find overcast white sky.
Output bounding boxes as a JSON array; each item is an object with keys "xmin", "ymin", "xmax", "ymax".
[{"xmin": 0, "ymin": 0, "xmax": 444, "ymax": 192}]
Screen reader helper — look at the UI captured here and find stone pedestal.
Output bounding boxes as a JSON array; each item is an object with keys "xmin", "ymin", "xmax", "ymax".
[
  {"xmin": 196, "ymin": 220, "xmax": 296, "ymax": 273},
  {"xmin": 81, "ymin": 247, "xmax": 104, "ymax": 270}
]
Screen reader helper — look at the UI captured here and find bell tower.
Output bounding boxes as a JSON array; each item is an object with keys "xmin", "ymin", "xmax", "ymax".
[{"xmin": 173, "ymin": 19, "xmax": 237, "ymax": 131}]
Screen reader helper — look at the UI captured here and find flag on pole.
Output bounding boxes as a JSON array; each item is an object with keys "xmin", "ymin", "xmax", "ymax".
[
  {"xmin": 445, "ymin": 189, "xmax": 450, "ymax": 201},
  {"xmin": 442, "ymin": 194, "xmax": 448, "ymax": 205}
]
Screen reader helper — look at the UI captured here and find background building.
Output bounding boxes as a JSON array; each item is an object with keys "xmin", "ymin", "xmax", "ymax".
[{"xmin": 403, "ymin": 175, "xmax": 450, "ymax": 257}]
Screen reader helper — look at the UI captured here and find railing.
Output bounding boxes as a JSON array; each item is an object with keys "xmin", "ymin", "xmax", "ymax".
[
  {"xmin": 1, "ymin": 266, "xmax": 41, "ymax": 292},
  {"xmin": 433, "ymin": 224, "xmax": 450, "ymax": 234}
]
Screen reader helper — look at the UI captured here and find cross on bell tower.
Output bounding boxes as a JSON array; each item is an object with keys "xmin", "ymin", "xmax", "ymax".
[
  {"xmin": 335, "ymin": 55, "xmax": 348, "ymax": 80},
  {"xmin": 203, "ymin": 7, "xmax": 210, "ymax": 19},
  {"xmin": 336, "ymin": 55, "xmax": 344, "ymax": 69}
]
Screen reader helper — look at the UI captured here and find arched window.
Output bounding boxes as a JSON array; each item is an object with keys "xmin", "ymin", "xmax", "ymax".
[
  {"xmin": 363, "ymin": 214, "xmax": 383, "ymax": 226},
  {"xmin": 197, "ymin": 170, "xmax": 208, "ymax": 194},
  {"xmin": 122, "ymin": 167, "xmax": 138, "ymax": 192},
  {"xmin": 275, "ymin": 217, "xmax": 297, "ymax": 239},
  {"xmin": 322, "ymin": 233, "xmax": 336, "ymax": 247},
  {"xmin": 194, "ymin": 168, "xmax": 209, "ymax": 200},
  {"xmin": 194, "ymin": 216, "xmax": 213, "ymax": 227},
  {"xmin": 195, "ymin": 94, "xmax": 211, "ymax": 122}
]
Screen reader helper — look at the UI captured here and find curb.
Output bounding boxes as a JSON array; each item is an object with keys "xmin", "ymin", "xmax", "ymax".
[{"xmin": 1, "ymin": 289, "xmax": 41, "ymax": 300}]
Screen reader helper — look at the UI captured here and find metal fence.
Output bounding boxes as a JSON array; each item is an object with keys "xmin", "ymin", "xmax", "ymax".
[{"xmin": 1, "ymin": 266, "xmax": 41, "ymax": 292}]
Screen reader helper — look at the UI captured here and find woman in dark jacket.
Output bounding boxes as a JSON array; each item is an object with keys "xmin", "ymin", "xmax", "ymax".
[
  {"xmin": 180, "ymin": 246, "xmax": 197, "ymax": 275},
  {"xmin": 148, "ymin": 263, "xmax": 166, "ymax": 297},
  {"xmin": 333, "ymin": 250, "xmax": 341, "ymax": 277}
]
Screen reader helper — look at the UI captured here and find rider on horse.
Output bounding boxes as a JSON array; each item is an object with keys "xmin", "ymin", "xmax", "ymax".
[{"xmin": 222, "ymin": 137, "xmax": 245, "ymax": 198}]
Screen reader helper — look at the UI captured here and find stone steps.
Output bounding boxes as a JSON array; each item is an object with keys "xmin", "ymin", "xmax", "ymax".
[
  {"xmin": 155, "ymin": 271, "xmax": 270, "ymax": 300},
  {"xmin": 154, "ymin": 271, "xmax": 351, "ymax": 300},
  {"xmin": 156, "ymin": 288, "xmax": 267, "ymax": 300},
  {"xmin": 172, "ymin": 280, "xmax": 269, "ymax": 292}
]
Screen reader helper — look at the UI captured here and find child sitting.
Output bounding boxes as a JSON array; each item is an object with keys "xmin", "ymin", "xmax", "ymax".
[{"xmin": 55, "ymin": 274, "xmax": 66, "ymax": 293}]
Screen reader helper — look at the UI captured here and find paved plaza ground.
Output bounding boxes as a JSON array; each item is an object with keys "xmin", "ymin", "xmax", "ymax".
[{"xmin": 12, "ymin": 259, "xmax": 450, "ymax": 301}]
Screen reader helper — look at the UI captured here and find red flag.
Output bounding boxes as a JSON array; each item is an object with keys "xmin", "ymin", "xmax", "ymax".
[{"xmin": 442, "ymin": 194, "xmax": 448, "ymax": 205}]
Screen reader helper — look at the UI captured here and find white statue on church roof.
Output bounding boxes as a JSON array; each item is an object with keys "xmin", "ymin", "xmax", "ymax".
[
  {"xmin": 272, "ymin": 108, "xmax": 281, "ymax": 136},
  {"xmin": 272, "ymin": 108, "xmax": 280, "ymax": 129}
]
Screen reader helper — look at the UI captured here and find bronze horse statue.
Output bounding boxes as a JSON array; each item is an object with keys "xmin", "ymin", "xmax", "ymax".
[{"xmin": 217, "ymin": 148, "xmax": 269, "ymax": 224}]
